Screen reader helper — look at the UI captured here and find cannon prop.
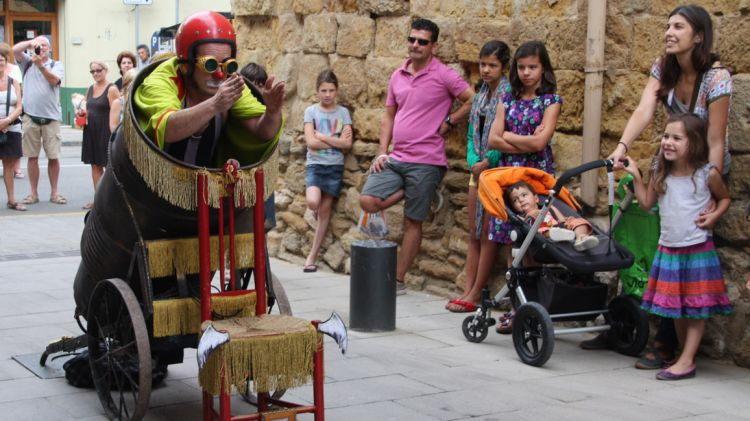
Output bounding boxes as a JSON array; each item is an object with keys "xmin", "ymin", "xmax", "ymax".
[{"xmin": 43, "ymin": 62, "xmax": 342, "ymax": 421}]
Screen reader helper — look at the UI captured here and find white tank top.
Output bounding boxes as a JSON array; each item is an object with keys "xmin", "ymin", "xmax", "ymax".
[{"xmin": 657, "ymin": 164, "xmax": 713, "ymax": 247}]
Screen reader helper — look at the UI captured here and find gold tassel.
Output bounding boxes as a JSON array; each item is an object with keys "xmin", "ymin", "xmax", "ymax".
[
  {"xmin": 145, "ymin": 233, "xmax": 255, "ymax": 278},
  {"xmin": 198, "ymin": 315, "xmax": 319, "ymax": 395},
  {"xmin": 152, "ymin": 291, "xmax": 257, "ymax": 337},
  {"xmin": 121, "ymin": 104, "xmax": 279, "ymax": 211},
  {"xmin": 152, "ymin": 298, "xmax": 200, "ymax": 337}
]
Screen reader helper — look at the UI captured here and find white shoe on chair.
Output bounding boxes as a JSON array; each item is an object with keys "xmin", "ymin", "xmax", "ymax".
[
  {"xmin": 549, "ymin": 227, "xmax": 575, "ymax": 243},
  {"xmin": 574, "ymin": 235, "xmax": 600, "ymax": 251}
]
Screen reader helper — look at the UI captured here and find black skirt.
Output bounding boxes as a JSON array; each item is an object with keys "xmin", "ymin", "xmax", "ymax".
[{"xmin": 0, "ymin": 131, "xmax": 22, "ymax": 159}]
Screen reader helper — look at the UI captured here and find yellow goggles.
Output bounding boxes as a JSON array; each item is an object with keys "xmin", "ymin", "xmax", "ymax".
[{"xmin": 195, "ymin": 55, "xmax": 239, "ymax": 76}]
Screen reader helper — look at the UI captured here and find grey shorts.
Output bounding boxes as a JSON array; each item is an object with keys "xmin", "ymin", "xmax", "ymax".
[{"xmin": 361, "ymin": 159, "xmax": 445, "ymax": 221}]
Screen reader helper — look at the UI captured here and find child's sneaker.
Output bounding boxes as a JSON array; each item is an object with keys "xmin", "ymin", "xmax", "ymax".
[
  {"xmin": 549, "ymin": 227, "xmax": 575, "ymax": 242},
  {"xmin": 574, "ymin": 235, "xmax": 599, "ymax": 251}
]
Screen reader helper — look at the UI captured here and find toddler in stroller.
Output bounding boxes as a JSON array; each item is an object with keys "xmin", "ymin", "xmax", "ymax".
[
  {"xmin": 506, "ymin": 180, "xmax": 599, "ymax": 252},
  {"xmin": 460, "ymin": 162, "xmax": 648, "ymax": 367}
]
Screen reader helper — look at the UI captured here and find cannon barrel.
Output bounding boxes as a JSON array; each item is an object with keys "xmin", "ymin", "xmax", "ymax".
[{"xmin": 73, "ymin": 62, "xmax": 278, "ymax": 318}]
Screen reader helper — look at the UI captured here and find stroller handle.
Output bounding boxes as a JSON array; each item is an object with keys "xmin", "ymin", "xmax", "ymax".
[{"xmin": 552, "ymin": 159, "xmax": 621, "ymax": 194}]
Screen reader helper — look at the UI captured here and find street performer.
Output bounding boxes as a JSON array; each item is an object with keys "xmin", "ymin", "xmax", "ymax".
[{"xmin": 134, "ymin": 11, "xmax": 284, "ymax": 166}]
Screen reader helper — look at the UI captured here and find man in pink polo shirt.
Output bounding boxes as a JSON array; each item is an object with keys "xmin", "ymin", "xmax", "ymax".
[{"xmin": 360, "ymin": 18, "xmax": 474, "ymax": 295}]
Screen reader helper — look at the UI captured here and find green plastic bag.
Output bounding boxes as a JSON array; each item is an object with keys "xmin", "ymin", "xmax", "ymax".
[{"xmin": 612, "ymin": 174, "xmax": 660, "ymax": 299}]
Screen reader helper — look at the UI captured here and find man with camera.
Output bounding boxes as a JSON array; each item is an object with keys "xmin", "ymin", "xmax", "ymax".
[{"xmin": 13, "ymin": 36, "xmax": 66, "ymax": 205}]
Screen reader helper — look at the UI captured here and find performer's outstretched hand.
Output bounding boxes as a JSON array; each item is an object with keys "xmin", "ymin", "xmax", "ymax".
[{"xmin": 261, "ymin": 75, "xmax": 285, "ymax": 114}]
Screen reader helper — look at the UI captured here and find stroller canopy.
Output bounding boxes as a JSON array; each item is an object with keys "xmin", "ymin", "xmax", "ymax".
[{"xmin": 478, "ymin": 167, "xmax": 580, "ymax": 221}]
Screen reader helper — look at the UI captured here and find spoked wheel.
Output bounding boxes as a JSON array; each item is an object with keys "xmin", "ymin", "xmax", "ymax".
[
  {"xmin": 607, "ymin": 295, "xmax": 649, "ymax": 356},
  {"xmin": 242, "ymin": 271, "xmax": 291, "ymax": 405},
  {"xmin": 87, "ymin": 278, "xmax": 151, "ymax": 421},
  {"xmin": 462, "ymin": 315, "xmax": 489, "ymax": 343},
  {"xmin": 512, "ymin": 302, "xmax": 554, "ymax": 367}
]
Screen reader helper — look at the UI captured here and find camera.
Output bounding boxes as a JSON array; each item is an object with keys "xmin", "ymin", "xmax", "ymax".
[{"xmin": 34, "ymin": 46, "xmax": 41, "ymax": 55}]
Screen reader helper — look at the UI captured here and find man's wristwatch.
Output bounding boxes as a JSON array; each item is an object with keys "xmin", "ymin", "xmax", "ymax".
[{"xmin": 444, "ymin": 115, "xmax": 455, "ymax": 128}]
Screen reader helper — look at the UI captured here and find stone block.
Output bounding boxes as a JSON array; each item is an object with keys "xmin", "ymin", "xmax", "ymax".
[
  {"xmin": 364, "ymin": 57, "xmax": 404, "ymax": 106},
  {"xmin": 275, "ymin": 189, "xmax": 295, "ymax": 211},
  {"xmin": 729, "ymin": 74, "xmax": 750, "ymax": 153},
  {"xmin": 296, "ymin": 54, "xmax": 330, "ymax": 102},
  {"xmin": 448, "ymin": 227, "xmax": 469, "ymax": 256},
  {"xmin": 551, "ymin": 132, "xmax": 583, "ymax": 174},
  {"xmin": 555, "ymin": 69, "xmax": 584, "ymax": 132},
  {"xmin": 514, "ymin": 0, "xmax": 583, "ymax": 18},
  {"xmin": 350, "ymin": 139, "xmax": 380, "ymax": 158},
  {"xmin": 430, "ymin": 17, "xmax": 458, "ymax": 63},
  {"xmin": 728, "ymin": 156, "xmax": 750, "ymax": 199},
  {"xmin": 289, "ymin": 132, "xmax": 307, "ymax": 156},
  {"xmin": 420, "ymin": 235, "xmax": 449, "ymax": 260},
  {"xmin": 449, "ymin": 191, "xmax": 468, "ymax": 206},
  {"xmin": 336, "ymin": 14, "xmax": 375, "ymax": 58},
  {"xmin": 286, "ymin": 99, "xmax": 312, "ymax": 139},
  {"xmin": 280, "ymin": 230, "xmax": 303, "ymax": 253},
  {"xmin": 231, "ymin": 0, "xmax": 275, "ymax": 16},
  {"xmin": 271, "ymin": 53, "xmax": 301, "ymax": 99},
  {"xmin": 714, "ymin": 201, "xmax": 750, "ymax": 243},
  {"xmin": 283, "ymin": 162, "xmax": 307, "ymax": 194},
  {"xmin": 266, "ymin": 230, "xmax": 282, "ymax": 256},
  {"xmin": 717, "ymin": 15, "xmax": 750, "ymax": 75},
  {"xmin": 342, "ymin": 186, "xmax": 362, "ymax": 221},
  {"xmin": 323, "ymin": 242, "xmax": 347, "ymax": 270},
  {"xmin": 454, "ymin": 18, "xmax": 511, "ymax": 62},
  {"xmin": 343, "ymin": 168, "xmax": 364, "ymax": 190},
  {"xmin": 632, "ymin": 15, "xmax": 663, "ymax": 72},
  {"xmin": 303, "ymin": 13, "xmax": 338, "ymax": 54},
  {"xmin": 418, "ymin": 258, "xmax": 460, "ymax": 280},
  {"xmin": 293, "ymin": 0, "xmax": 324, "ymax": 14},
  {"xmin": 604, "ymin": 14, "xmax": 634, "ymax": 72},
  {"xmin": 373, "ymin": 16, "xmax": 411, "ymax": 58},
  {"xmin": 330, "ymin": 56, "xmax": 368, "ymax": 105},
  {"xmin": 276, "ymin": 14, "xmax": 303, "ymax": 53},
  {"xmin": 606, "ymin": 0, "xmax": 650, "ymax": 16},
  {"xmin": 352, "ymin": 108, "xmax": 383, "ymax": 141},
  {"xmin": 601, "ymin": 71, "xmax": 651, "ymax": 138},
  {"xmin": 236, "ymin": 16, "xmax": 276, "ymax": 53},
  {"xmin": 359, "ymin": 0, "xmax": 408, "ymax": 16},
  {"xmin": 509, "ymin": 17, "xmax": 586, "ymax": 70},
  {"xmin": 442, "ymin": 171, "xmax": 469, "ymax": 190}
]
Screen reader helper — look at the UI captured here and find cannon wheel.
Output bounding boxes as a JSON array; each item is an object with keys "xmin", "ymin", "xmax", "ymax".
[{"xmin": 87, "ymin": 278, "xmax": 151, "ymax": 421}]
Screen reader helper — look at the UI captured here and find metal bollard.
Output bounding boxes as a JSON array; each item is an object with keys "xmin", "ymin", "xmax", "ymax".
[{"xmin": 349, "ymin": 239, "xmax": 397, "ymax": 332}]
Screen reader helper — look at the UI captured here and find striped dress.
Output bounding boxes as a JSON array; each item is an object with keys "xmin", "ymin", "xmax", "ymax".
[{"xmin": 640, "ymin": 164, "xmax": 733, "ymax": 319}]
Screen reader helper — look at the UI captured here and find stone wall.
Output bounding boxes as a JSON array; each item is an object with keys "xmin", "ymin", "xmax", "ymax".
[{"xmin": 231, "ymin": 0, "xmax": 750, "ymax": 365}]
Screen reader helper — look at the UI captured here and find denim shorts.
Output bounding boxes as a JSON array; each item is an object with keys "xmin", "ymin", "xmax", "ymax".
[{"xmin": 306, "ymin": 164, "xmax": 344, "ymax": 197}]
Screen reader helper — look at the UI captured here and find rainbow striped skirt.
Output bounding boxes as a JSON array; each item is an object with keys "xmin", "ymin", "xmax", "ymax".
[{"xmin": 641, "ymin": 238, "xmax": 733, "ymax": 319}]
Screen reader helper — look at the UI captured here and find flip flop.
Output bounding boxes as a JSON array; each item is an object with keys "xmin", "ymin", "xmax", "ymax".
[
  {"xmin": 445, "ymin": 297, "xmax": 463, "ymax": 309},
  {"xmin": 495, "ymin": 311, "xmax": 514, "ymax": 334},
  {"xmin": 303, "ymin": 264, "xmax": 318, "ymax": 273},
  {"xmin": 446, "ymin": 300, "xmax": 477, "ymax": 313},
  {"xmin": 6, "ymin": 201, "xmax": 27, "ymax": 211},
  {"xmin": 14, "ymin": 170, "xmax": 24, "ymax": 179},
  {"xmin": 22, "ymin": 194, "xmax": 38, "ymax": 205},
  {"xmin": 50, "ymin": 194, "xmax": 67, "ymax": 205}
]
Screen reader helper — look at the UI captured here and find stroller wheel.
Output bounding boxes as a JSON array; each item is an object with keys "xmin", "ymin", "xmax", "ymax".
[
  {"xmin": 462, "ymin": 315, "xmax": 489, "ymax": 343},
  {"xmin": 512, "ymin": 302, "xmax": 554, "ymax": 367},
  {"xmin": 607, "ymin": 295, "xmax": 649, "ymax": 356}
]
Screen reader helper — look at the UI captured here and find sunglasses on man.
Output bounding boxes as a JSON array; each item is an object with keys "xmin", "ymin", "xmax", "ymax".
[
  {"xmin": 407, "ymin": 36, "xmax": 431, "ymax": 46},
  {"xmin": 196, "ymin": 55, "xmax": 239, "ymax": 77}
]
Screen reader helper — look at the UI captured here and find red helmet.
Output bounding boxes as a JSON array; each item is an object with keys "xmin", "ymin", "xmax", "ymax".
[{"xmin": 175, "ymin": 11, "xmax": 236, "ymax": 65}]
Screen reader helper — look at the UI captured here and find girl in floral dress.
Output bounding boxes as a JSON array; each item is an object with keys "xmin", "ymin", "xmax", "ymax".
[{"xmin": 486, "ymin": 40, "xmax": 562, "ymax": 333}]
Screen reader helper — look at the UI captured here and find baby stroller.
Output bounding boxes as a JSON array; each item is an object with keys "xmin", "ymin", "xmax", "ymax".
[{"xmin": 462, "ymin": 160, "xmax": 649, "ymax": 367}]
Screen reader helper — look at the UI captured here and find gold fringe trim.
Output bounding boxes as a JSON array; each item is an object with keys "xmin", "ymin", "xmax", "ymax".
[
  {"xmin": 198, "ymin": 315, "xmax": 319, "ymax": 394},
  {"xmin": 152, "ymin": 292, "xmax": 257, "ymax": 337},
  {"xmin": 122, "ymin": 100, "xmax": 278, "ymax": 211},
  {"xmin": 145, "ymin": 233, "xmax": 254, "ymax": 278}
]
